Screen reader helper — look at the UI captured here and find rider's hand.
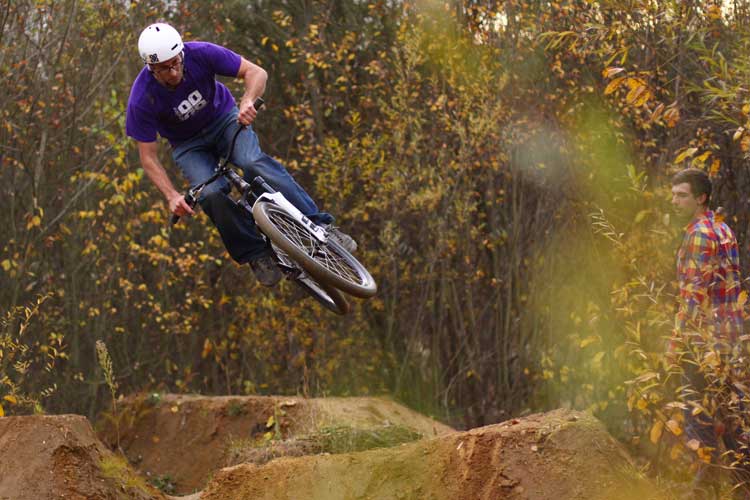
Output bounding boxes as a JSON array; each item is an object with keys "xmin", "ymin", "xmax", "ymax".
[
  {"xmin": 238, "ymin": 97, "xmax": 258, "ymax": 126},
  {"xmin": 168, "ymin": 194, "xmax": 195, "ymax": 217}
]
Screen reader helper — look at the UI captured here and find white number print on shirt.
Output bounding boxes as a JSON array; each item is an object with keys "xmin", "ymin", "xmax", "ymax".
[{"xmin": 174, "ymin": 90, "xmax": 208, "ymax": 121}]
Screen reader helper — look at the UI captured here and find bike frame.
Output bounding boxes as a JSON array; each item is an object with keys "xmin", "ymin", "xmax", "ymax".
[{"xmin": 171, "ymin": 97, "xmax": 329, "ymax": 245}]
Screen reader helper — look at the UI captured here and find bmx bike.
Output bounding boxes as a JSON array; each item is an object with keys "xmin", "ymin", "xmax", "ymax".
[{"xmin": 170, "ymin": 98, "xmax": 376, "ymax": 315}]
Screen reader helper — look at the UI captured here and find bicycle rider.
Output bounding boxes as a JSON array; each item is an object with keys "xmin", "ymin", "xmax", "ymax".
[{"xmin": 126, "ymin": 22, "xmax": 356, "ymax": 287}]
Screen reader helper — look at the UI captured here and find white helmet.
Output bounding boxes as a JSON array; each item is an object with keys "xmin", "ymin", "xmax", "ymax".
[{"xmin": 138, "ymin": 23, "xmax": 183, "ymax": 64}]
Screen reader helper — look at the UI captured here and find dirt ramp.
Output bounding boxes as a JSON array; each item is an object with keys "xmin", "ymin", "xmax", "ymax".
[
  {"xmin": 0, "ymin": 414, "xmax": 164, "ymax": 500},
  {"xmin": 97, "ymin": 394, "xmax": 453, "ymax": 495},
  {"xmin": 200, "ymin": 409, "xmax": 665, "ymax": 500}
]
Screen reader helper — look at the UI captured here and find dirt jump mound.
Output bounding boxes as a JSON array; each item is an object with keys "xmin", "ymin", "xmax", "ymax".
[
  {"xmin": 199, "ymin": 408, "xmax": 665, "ymax": 500},
  {"xmin": 97, "ymin": 394, "xmax": 454, "ymax": 495},
  {"xmin": 0, "ymin": 414, "xmax": 165, "ymax": 500},
  {"xmin": 2, "ymin": 398, "xmax": 667, "ymax": 500}
]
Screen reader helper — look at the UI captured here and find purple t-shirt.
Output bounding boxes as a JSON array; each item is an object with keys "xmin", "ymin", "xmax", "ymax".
[{"xmin": 126, "ymin": 41, "xmax": 241, "ymax": 145}]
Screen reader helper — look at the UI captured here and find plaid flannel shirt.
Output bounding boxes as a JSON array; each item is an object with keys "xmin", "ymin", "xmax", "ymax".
[{"xmin": 675, "ymin": 210, "xmax": 743, "ymax": 339}]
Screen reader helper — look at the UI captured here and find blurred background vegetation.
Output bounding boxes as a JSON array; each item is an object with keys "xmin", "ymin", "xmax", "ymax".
[{"xmin": 2, "ymin": 0, "xmax": 750, "ymax": 473}]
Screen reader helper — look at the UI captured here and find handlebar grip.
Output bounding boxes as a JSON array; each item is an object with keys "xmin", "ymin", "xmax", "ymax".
[
  {"xmin": 254, "ymin": 97, "xmax": 265, "ymax": 111},
  {"xmin": 169, "ymin": 192, "xmax": 197, "ymax": 226}
]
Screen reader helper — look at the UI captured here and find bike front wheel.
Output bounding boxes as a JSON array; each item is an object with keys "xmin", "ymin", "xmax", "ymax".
[{"xmin": 253, "ymin": 201, "xmax": 377, "ymax": 299}]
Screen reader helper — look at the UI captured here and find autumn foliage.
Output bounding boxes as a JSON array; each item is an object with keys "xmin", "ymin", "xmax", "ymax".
[{"xmin": 4, "ymin": 0, "xmax": 750, "ymax": 493}]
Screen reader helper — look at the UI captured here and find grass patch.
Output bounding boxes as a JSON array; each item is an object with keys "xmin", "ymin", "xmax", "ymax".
[
  {"xmin": 316, "ymin": 425, "xmax": 422, "ymax": 454},
  {"xmin": 98, "ymin": 454, "xmax": 150, "ymax": 493},
  {"xmin": 226, "ymin": 424, "xmax": 423, "ymax": 467}
]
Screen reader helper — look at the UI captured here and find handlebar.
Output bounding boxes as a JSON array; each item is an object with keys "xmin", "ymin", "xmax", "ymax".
[{"xmin": 170, "ymin": 97, "xmax": 265, "ymax": 226}]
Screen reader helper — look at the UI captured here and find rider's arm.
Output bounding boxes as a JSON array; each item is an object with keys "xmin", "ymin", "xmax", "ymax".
[
  {"xmin": 236, "ymin": 57, "xmax": 268, "ymax": 126},
  {"xmin": 137, "ymin": 141, "xmax": 195, "ymax": 217}
]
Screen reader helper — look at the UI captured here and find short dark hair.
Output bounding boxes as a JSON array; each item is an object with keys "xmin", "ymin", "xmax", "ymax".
[{"xmin": 671, "ymin": 168, "xmax": 711, "ymax": 206}]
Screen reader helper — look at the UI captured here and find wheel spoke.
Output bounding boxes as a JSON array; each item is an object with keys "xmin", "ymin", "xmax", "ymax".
[{"xmin": 268, "ymin": 209, "xmax": 364, "ymax": 285}]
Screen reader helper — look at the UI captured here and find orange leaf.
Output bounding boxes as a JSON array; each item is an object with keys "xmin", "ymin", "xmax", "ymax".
[
  {"xmin": 650, "ymin": 420, "xmax": 664, "ymax": 444},
  {"xmin": 666, "ymin": 419, "xmax": 683, "ymax": 436}
]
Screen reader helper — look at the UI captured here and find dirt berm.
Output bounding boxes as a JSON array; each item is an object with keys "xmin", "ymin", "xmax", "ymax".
[
  {"xmin": 1, "ymin": 397, "xmax": 666, "ymax": 500},
  {"xmin": 200, "ymin": 408, "xmax": 664, "ymax": 500},
  {"xmin": 0, "ymin": 414, "xmax": 166, "ymax": 500},
  {"xmin": 97, "ymin": 394, "xmax": 455, "ymax": 495}
]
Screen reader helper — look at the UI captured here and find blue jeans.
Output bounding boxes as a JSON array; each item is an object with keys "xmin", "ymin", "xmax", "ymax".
[{"xmin": 172, "ymin": 108, "xmax": 333, "ymax": 264}]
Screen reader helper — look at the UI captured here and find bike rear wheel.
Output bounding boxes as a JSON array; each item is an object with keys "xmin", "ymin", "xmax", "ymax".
[
  {"xmin": 273, "ymin": 244, "xmax": 349, "ymax": 315},
  {"xmin": 253, "ymin": 201, "xmax": 377, "ymax": 298},
  {"xmin": 294, "ymin": 274, "xmax": 350, "ymax": 315}
]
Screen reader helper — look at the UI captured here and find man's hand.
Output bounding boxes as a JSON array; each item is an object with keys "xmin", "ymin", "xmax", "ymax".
[
  {"xmin": 238, "ymin": 97, "xmax": 258, "ymax": 126},
  {"xmin": 168, "ymin": 193, "xmax": 195, "ymax": 217}
]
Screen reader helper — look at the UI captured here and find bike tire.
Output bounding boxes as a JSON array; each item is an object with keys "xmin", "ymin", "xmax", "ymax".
[
  {"xmin": 294, "ymin": 274, "xmax": 350, "ymax": 315},
  {"xmin": 272, "ymin": 243, "xmax": 350, "ymax": 315},
  {"xmin": 253, "ymin": 201, "xmax": 377, "ymax": 298}
]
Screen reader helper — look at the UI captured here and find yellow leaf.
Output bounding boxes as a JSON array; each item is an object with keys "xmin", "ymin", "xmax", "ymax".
[
  {"xmin": 1, "ymin": 260, "xmax": 11, "ymax": 272},
  {"xmin": 694, "ymin": 151, "xmax": 712, "ymax": 164},
  {"xmin": 3, "ymin": 395, "xmax": 17, "ymax": 405},
  {"xmin": 742, "ymin": 135, "xmax": 750, "ymax": 152},
  {"xmin": 734, "ymin": 127, "xmax": 745, "ymax": 141},
  {"xmin": 674, "ymin": 148, "xmax": 698, "ymax": 164},
  {"xmin": 266, "ymin": 415, "xmax": 275, "ymax": 428},
  {"xmin": 579, "ymin": 336, "xmax": 599, "ymax": 348},
  {"xmin": 625, "ymin": 82, "xmax": 645, "ymax": 102},
  {"xmin": 709, "ymin": 159, "xmax": 721, "ymax": 176},
  {"xmin": 697, "ymin": 446, "xmax": 713, "ymax": 463},
  {"xmin": 604, "ymin": 77, "xmax": 625, "ymax": 95},
  {"xmin": 26, "ymin": 215, "xmax": 41, "ymax": 230},
  {"xmin": 626, "ymin": 82, "xmax": 652, "ymax": 107},
  {"xmin": 666, "ymin": 419, "xmax": 682, "ymax": 436},
  {"xmin": 637, "ymin": 398, "xmax": 648, "ymax": 411},
  {"xmin": 170, "ymin": 405, "xmax": 179, "ymax": 413},
  {"xmin": 687, "ymin": 439, "xmax": 701, "ymax": 451},
  {"xmin": 649, "ymin": 420, "xmax": 664, "ymax": 444},
  {"xmin": 201, "ymin": 339, "xmax": 212, "ymax": 359},
  {"xmin": 0, "ymin": 404, "xmax": 4, "ymax": 417},
  {"xmin": 739, "ymin": 291, "xmax": 748, "ymax": 308}
]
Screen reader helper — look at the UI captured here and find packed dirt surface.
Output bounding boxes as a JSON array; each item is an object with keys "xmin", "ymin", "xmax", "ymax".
[
  {"xmin": 0, "ymin": 414, "xmax": 166, "ymax": 500},
  {"xmin": 97, "ymin": 394, "xmax": 454, "ymax": 495},
  {"xmin": 201, "ymin": 408, "xmax": 665, "ymax": 500},
  {"xmin": 2, "ymin": 398, "xmax": 667, "ymax": 500}
]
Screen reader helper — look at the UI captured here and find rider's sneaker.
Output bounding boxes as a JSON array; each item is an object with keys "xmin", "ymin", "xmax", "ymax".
[
  {"xmin": 249, "ymin": 254, "xmax": 283, "ymax": 287},
  {"xmin": 325, "ymin": 225, "xmax": 357, "ymax": 253}
]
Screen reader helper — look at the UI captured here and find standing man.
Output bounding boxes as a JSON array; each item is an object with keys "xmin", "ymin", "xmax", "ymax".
[
  {"xmin": 672, "ymin": 168, "xmax": 743, "ymax": 338},
  {"xmin": 670, "ymin": 167, "xmax": 746, "ymax": 498},
  {"xmin": 126, "ymin": 23, "xmax": 355, "ymax": 287}
]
